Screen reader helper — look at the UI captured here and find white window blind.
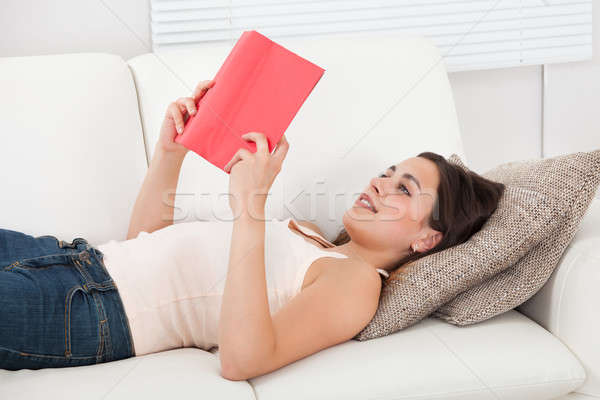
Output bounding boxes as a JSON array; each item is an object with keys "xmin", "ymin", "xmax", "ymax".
[{"xmin": 150, "ymin": 0, "xmax": 592, "ymax": 72}]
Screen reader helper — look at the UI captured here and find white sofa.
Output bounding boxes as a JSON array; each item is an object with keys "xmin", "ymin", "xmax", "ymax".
[{"xmin": 1, "ymin": 33, "xmax": 598, "ymax": 400}]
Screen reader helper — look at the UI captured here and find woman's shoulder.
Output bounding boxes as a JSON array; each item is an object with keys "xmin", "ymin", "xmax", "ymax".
[
  {"xmin": 314, "ymin": 255, "xmax": 382, "ymax": 294},
  {"xmin": 305, "ymin": 256, "xmax": 382, "ymax": 320}
]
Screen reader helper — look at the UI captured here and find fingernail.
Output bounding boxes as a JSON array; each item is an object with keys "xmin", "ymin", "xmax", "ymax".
[{"xmin": 177, "ymin": 127, "xmax": 182, "ymax": 133}]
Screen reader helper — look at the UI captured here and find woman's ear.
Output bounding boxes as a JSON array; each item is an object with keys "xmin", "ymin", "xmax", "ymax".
[{"xmin": 422, "ymin": 231, "xmax": 443, "ymax": 252}]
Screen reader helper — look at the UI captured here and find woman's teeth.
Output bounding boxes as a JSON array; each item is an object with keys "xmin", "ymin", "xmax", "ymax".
[{"xmin": 360, "ymin": 198, "xmax": 375, "ymax": 212}]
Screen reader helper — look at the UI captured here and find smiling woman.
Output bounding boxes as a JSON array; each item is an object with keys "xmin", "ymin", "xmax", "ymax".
[{"xmin": 331, "ymin": 151, "xmax": 506, "ymax": 273}]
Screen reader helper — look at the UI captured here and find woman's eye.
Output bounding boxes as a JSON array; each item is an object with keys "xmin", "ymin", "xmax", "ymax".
[
  {"xmin": 399, "ymin": 183, "xmax": 411, "ymax": 196},
  {"xmin": 379, "ymin": 173, "xmax": 411, "ymax": 196}
]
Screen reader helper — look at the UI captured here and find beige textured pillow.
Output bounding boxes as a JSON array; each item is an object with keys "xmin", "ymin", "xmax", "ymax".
[
  {"xmin": 431, "ymin": 150, "xmax": 600, "ymax": 325},
  {"xmin": 353, "ymin": 154, "xmax": 563, "ymax": 341}
]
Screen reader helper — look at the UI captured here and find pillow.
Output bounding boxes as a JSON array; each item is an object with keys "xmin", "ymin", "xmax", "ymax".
[
  {"xmin": 353, "ymin": 153, "xmax": 564, "ymax": 341},
  {"xmin": 431, "ymin": 149, "xmax": 600, "ymax": 325}
]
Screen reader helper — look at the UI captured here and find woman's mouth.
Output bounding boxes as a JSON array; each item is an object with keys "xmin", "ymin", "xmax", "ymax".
[{"xmin": 355, "ymin": 193, "xmax": 378, "ymax": 213}]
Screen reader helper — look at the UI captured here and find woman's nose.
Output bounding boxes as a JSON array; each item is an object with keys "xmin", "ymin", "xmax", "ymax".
[{"xmin": 369, "ymin": 177, "xmax": 382, "ymax": 196}]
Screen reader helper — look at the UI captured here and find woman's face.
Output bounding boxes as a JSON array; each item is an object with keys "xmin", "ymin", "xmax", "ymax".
[{"xmin": 343, "ymin": 156, "xmax": 442, "ymax": 256}]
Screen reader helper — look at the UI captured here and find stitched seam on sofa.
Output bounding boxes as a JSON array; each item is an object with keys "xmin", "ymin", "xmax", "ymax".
[
  {"xmin": 425, "ymin": 326, "xmax": 501, "ymax": 400},
  {"xmin": 100, "ymin": 357, "xmax": 145, "ymax": 398},
  {"xmin": 362, "ymin": 377, "xmax": 587, "ymax": 400},
  {"xmin": 555, "ymin": 251, "xmax": 584, "ymax": 339},
  {"xmin": 126, "ymin": 63, "xmax": 150, "ymax": 167}
]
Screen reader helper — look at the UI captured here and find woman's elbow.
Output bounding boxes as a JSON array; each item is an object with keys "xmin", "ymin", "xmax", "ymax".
[{"xmin": 220, "ymin": 360, "xmax": 247, "ymax": 381}]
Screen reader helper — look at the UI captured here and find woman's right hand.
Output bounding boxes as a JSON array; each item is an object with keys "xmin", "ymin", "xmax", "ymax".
[{"xmin": 156, "ymin": 79, "xmax": 216, "ymax": 157}]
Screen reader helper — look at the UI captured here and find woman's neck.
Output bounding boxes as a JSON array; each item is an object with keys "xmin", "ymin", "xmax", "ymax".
[{"xmin": 326, "ymin": 240, "xmax": 406, "ymax": 273}]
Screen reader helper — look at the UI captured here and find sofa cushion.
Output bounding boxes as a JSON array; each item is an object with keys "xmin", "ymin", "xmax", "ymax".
[
  {"xmin": 247, "ymin": 312, "xmax": 585, "ymax": 400},
  {"xmin": 433, "ymin": 149, "xmax": 600, "ymax": 325},
  {"xmin": 353, "ymin": 154, "xmax": 562, "ymax": 340},
  {"xmin": 0, "ymin": 348, "xmax": 256, "ymax": 400},
  {"xmin": 0, "ymin": 53, "xmax": 148, "ymax": 246},
  {"xmin": 0, "ymin": 313, "xmax": 584, "ymax": 400}
]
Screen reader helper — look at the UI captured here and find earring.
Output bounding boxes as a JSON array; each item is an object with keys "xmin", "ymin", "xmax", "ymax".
[{"xmin": 411, "ymin": 243, "xmax": 418, "ymax": 253}]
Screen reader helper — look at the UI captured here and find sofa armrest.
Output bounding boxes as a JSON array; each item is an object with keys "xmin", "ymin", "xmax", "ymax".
[{"xmin": 517, "ymin": 196, "xmax": 600, "ymax": 397}]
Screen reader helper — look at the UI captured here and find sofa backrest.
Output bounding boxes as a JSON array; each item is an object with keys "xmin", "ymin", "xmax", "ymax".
[
  {"xmin": 0, "ymin": 53, "xmax": 148, "ymax": 246},
  {"xmin": 128, "ymin": 33, "xmax": 464, "ymax": 240}
]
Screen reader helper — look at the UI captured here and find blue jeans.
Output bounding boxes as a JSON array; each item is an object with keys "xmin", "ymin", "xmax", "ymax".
[{"xmin": 0, "ymin": 229, "xmax": 135, "ymax": 370}]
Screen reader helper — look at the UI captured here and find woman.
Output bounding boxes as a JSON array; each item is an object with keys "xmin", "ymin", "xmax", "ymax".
[{"xmin": 0, "ymin": 80, "xmax": 505, "ymax": 379}]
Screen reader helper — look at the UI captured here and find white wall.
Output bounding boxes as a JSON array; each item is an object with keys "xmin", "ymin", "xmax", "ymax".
[
  {"xmin": 447, "ymin": 2, "xmax": 600, "ymax": 173},
  {"xmin": 446, "ymin": 2, "xmax": 600, "ymax": 199},
  {"xmin": 448, "ymin": 65, "xmax": 542, "ymax": 174},
  {"xmin": 543, "ymin": 0, "xmax": 600, "ymax": 159},
  {"xmin": 0, "ymin": 0, "xmax": 150, "ymax": 60},
  {"xmin": 1, "ymin": 0, "xmax": 598, "ymax": 198}
]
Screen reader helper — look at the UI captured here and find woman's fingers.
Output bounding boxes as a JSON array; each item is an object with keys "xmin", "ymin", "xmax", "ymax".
[
  {"xmin": 168, "ymin": 102, "xmax": 185, "ymax": 134},
  {"xmin": 225, "ymin": 132, "xmax": 287, "ymax": 173},
  {"xmin": 193, "ymin": 79, "xmax": 215, "ymax": 101},
  {"xmin": 177, "ymin": 97, "xmax": 197, "ymax": 117},
  {"xmin": 272, "ymin": 134, "xmax": 289, "ymax": 164},
  {"xmin": 224, "ymin": 148, "xmax": 251, "ymax": 173},
  {"xmin": 242, "ymin": 132, "xmax": 269, "ymax": 155}
]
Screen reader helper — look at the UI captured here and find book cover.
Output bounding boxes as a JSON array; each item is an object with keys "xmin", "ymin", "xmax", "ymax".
[{"xmin": 174, "ymin": 30, "xmax": 325, "ymax": 173}]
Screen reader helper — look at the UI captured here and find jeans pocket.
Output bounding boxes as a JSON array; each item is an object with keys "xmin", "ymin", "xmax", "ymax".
[
  {"xmin": 8, "ymin": 253, "xmax": 71, "ymax": 270},
  {"xmin": 64, "ymin": 285, "xmax": 103, "ymax": 359},
  {"xmin": 0, "ymin": 264, "xmax": 101, "ymax": 363}
]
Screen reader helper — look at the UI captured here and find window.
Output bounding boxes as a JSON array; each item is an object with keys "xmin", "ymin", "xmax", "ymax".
[{"xmin": 150, "ymin": 0, "xmax": 592, "ymax": 72}]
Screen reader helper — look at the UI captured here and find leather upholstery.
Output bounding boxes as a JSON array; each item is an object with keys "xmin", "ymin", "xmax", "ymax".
[{"xmin": 0, "ymin": 33, "xmax": 596, "ymax": 399}]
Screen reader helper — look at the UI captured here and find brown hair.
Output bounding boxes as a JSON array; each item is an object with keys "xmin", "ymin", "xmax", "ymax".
[{"xmin": 332, "ymin": 151, "xmax": 506, "ymax": 271}]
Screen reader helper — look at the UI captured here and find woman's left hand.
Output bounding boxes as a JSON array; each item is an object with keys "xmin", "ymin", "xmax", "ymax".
[{"xmin": 224, "ymin": 132, "xmax": 289, "ymax": 217}]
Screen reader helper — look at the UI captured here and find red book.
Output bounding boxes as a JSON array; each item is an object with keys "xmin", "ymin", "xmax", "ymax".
[{"xmin": 175, "ymin": 30, "xmax": 325, "ymax": 173}]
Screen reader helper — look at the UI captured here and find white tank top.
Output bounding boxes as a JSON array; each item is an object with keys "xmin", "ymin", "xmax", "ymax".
[{"xmin": 96, "ymin": 217, "xmax": 390, "ymax": 356}]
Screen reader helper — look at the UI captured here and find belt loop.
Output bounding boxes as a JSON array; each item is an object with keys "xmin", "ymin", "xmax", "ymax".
[
  {"xmin": 71, "ymin": 252, "xmax": 96, "ymax": 291},
  {"xmin": 79, "ymin": 250, "xmax": 91, "ymax": 264}
]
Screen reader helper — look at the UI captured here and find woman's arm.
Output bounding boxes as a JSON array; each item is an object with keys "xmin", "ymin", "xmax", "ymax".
[
  {"xmin": 126, "ymin": 148, "xmax": 185, "ymax": 240},
  {"xmin": 218, "ymin": 132, "xmax": 289, "ymax": 377},
  {"xmin": 228, "ymin": 258, "xmax": 381, "ymax": 381},
  {"xmin": 218, "ymin": 209, "xmax": 274, "ymax": 376},
  {"xmin": 126, "ymin": 80, "xmax": 215, "ymax": 240}
]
